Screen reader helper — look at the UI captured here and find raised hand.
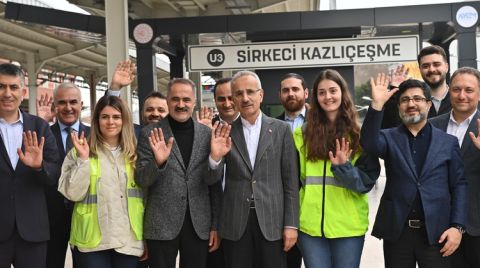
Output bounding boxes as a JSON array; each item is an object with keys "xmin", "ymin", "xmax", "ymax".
[
  {"xmin": 149, "ymin": 128, "xmax": 174, "ymax": 166},
  {"xmin": 17, "ymin": 131, "xmax": 44, "ymax": 169},
  {"xmin": 370, "ymin": 73, "xmax": 397, "ymax": 111},
  {"xmin": 36, "ymin": 93, "xmax": 55, "ymax": 123},
  {"xmin": 196, "ymin": 106, "xmax": 214, "ymax": 129},
  {"xmin": 328, "ymin": 138, "xmax": 353, "ymax": 165},
  {"xmin": 389, "ymin": 64, "xmax": 409, "ymax": 87},
  {"xmin": 72, "ymin": 131, "xmax": 89, "ymax": 160},
  {"xmin": 210, "ymin": 121, "xmax": 232, "ymax": 161},
  {"xmin": 110, "ymin": 60, "xmax": 136, "ymax": 90},
  {"xmin": 469, "ymin": 118, "xmax": 480, "ymax": 150}
]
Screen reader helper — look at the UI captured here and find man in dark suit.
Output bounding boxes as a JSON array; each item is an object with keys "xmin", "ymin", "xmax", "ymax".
[
  {"xmin": 43, "ymin": 82, "xmax": 91, "ymax": 268},
  {"xmin": 210, "ymin": 70, "xmax": 299, "ymax": 268},
  {"xmin": 135, "ymin": 78, "xmax": 227, "ymax": 268},
  {"xmin": 277, "ymin": 73, "xmax": 308, "ymax": 268},
  {"xmin": 430, "ymin": 67, "xmax": 480, "ymax": 267},
  {"xmin": 361, "ymin": 75, "xmax": 467, "ymax": 267},
  {"xmin": 382, "ymin": 45, "xmax": 452, "ymax": 128},
  {"xmin": 0, "ymin": 63, "xmax": 60, "ymax": 268}
]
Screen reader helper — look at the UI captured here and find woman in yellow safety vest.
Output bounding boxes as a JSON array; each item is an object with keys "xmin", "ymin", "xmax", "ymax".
[
  {"xmin": 293, "ymin": 69, "xmax": 380, "ymax": 268},
  {"xmin": 58, "ymin": 95, "xmax": 144, "ymax": 268}
]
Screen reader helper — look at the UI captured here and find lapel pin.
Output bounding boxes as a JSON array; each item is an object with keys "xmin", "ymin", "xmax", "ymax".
[{"xmin": 268, "ymin": 129, "xmax": 272, "ymax": 133}]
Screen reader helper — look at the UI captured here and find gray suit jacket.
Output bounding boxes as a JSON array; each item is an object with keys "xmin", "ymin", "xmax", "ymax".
[
  {"xmin": 220, "ymin": 114, "xmax": 299, "ymax": 241},
  {"xmin": 135, "ymin": 117, "xmax": 222, "ymax": 240},
  {"xmin": 430, "ymin": 110, "xmax": 480, "ymax": 235}
]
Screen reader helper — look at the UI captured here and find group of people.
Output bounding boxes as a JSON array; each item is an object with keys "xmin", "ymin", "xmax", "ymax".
[{"xmin": 0, "ymin": 44, "xmax": 479, "ymax": 268}]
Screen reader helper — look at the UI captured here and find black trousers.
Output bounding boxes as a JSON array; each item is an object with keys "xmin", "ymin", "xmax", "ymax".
[
  {"xmin": 0, "ymin": 227, "xmax": 47, "ymax": 268},
  {"xmin": 287, "ymin": 245, "xmax": 302, "ymax": 268},
  {"xmin": 222, "ymin": 209, "xmax": 286, "ymax": 268},
  {"xmin": 46, "ymin": 207, "xmax": 75, "ymax": 268},
  {"xmin": 207, "ymin": 243, "xmax": 225, "ymax": 268},
  {"xmin": 147, "ymin": 209, "xmax": 208, "ymax": 268},
  {"xmin": 383, "ymin": 226, "xmax": 451, "ymax": 268},
  {"xmin": 452, "ymin": 233, "xmax": 480, "ymax": 268}
]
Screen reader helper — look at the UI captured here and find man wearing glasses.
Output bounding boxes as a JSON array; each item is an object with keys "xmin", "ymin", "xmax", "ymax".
[{"xmin": 361, "ymin": 77, "xmax": 467, "ymax": 267}]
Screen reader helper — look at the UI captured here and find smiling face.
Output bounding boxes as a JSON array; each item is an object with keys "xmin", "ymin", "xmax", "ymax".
[
  {"xmin": 232, "ymin": 75, "xmax": 263, "ymax": 123},
  {"xmin": 0, "ymin": 74, "xmax": 26, "ymax": 119},
  {"xmin": 54, "ymin": 86, "xmax": 82, "ymax": 126},
  {"xmin": 316, "ymin": 79, "xmax": 342, "ymax": 119},
  {"xmin": 280, "ymin": 77, "xmax": 308, "ymax": 113},
  {"xmin": 450, "ymin": 73, "xmax": 480, "ymax": 117},
  {"xmin": 143, "ymin": 97, "xmax": 168, "ymax": 125},
  {"xmin": 167, "ymin": 82, "xmax": 196, "ymax": 123},
  {"xmin": 419, "ymin": 53, "xmax": 449, "ymax": 89},
  {"xmin": 214, "ymin": 82, "xmax": 237, "ymax": 123},
  {"xmin": 99, "ymin": 105, "xmax": 123, "ymax": 143},
  {"xmin": 398, "ymin": 87, "xmax": 432, "ymax": 125}
]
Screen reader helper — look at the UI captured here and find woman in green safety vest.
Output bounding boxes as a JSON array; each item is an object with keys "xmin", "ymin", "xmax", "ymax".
[
  {"xmin": 58, "ymin": 95, "xmax": 145, "ymax": 268},
  {"xmin": 293, "ymin": 69, "xmax": 380, "ymax": 268}
]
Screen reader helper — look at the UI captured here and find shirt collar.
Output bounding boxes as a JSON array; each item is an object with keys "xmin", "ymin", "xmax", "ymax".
[
  {"xmin": 58, "ymin": 120, "xmax": 80, "ymax": 132},
  {"xmin": 431, "ymin": 88, "xmax": 449, "ymax": 101},
  {"xmin": 449, "ymin": 110, "xmax": 476, "ymax": 125},
  {"xmin": 219, "ymin": 113, "xmax": 240, "ymax": 124},
  {"xmin": 0, "ymin": 109, "xmax": 24, "ymax": 125},
  {"xmin": 241, "ymin": 112, "xmax": 262, "ymax": 128},
  {"xmin": 284, "ymin": 106, "xmax": 306, "ymax": 121}
]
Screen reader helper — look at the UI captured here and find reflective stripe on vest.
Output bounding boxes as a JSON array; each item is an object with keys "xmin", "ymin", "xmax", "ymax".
[{"xmin": 70, "ymin": 157, "xmax": 144, "ymax": 248}]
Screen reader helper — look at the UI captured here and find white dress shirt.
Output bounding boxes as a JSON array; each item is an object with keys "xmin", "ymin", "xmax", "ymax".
[
  {"xmin": 241, "ymin": 113, "xmax": 262, "ymax": 168},
  {"xmin": 446, "ymin": 111, "xmax": 476, "ymax": 147},
  {"xmin": 0, "ymin": 110, "xmax": 23, "ymax": 169}
]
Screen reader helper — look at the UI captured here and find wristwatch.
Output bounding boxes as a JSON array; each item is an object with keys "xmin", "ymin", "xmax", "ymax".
[{"xmin": 452, "ymin": 225, "xmax": 466, "ymax": 234}]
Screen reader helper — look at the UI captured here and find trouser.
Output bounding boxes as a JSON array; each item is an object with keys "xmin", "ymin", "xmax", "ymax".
[
  {"xmin": 452, "ymin": 233, "xmax": 480, "ymax": 268},
  {"xmin": 297, "ymin": 231, "xmax": 364, "ymax": 268},
  {"xmin": 74, "ymin": 248, "xmax": 139, "ymax": 268},
  {"xmin": 207, "ymin": 243, "xmax": 225, "ymax": 268},
  {"xmin": 287, "ymin": 244, "xmax": 302, "ymax": 268},
  {"xmin": 383, "ymin": 225, "xmax": 451, "ymax": 268},
  {"xmin": 222, "ymin": 209, "xmax": 286, "ymax": 268},
  {"xmin": 0, "ymin": 227, "xmax": 47, "ymax": 268},
  {"xmin": 46, "ymin": 206, "xmax": 76, "ymax": 268},
  {"xmin": 147, "ymin": 209, "xmax": 209, "ymax": 268}
]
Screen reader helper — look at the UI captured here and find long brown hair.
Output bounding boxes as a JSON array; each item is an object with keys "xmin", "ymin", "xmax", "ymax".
[
  {"xmin": 89, "ymin": 96, "xmax": 137, "ymax": 166},
  {"xmin": 304, "ymin": 69, "xmax": 360, "ymax": 161}
]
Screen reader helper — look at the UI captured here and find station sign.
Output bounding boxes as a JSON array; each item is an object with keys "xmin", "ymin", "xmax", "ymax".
[{"xmin": 188, "ymin": 35, "xmax": 419, "ymax": 71}]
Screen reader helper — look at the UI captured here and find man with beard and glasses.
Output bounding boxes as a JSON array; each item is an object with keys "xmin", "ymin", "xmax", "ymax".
[
  {"xmin": 276, "ymin": 73, "xmax": 307, "ymax": 268},
  {"xmin": 381, "ymin": 45, "xmax": 451, "ymax": 128},
  {"xmin": 361, "ymin": 76, "xmax": 467, "ymax": 268},
  {"xmin": 277, "ymin": 73, "xmax": 309, "ymax": 133}
]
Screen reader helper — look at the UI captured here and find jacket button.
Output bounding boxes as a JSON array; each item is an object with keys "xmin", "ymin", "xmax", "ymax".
[
  {"xmin": 252, "ymin": 180, "xmax": 256, "ymax": 184},
  {"xmin": 417, "ymin": 182, "xmax": 421, "ymax": 186}
]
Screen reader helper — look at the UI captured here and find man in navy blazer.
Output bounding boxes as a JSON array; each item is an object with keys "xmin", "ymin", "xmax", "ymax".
[
  {"xmin": 0, "ymin": 63, "xmax": 60, "ymax": 268},
  {"xmin": 361, "ymin": 76, "xmax": 467, "ymax": 268},
  {"xmin": 430, "ymin": 67, "xmax": 480, "ymax": 267}
]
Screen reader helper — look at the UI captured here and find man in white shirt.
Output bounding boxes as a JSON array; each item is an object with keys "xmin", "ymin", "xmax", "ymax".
[
  {"xmin": 430, "ymin": 67, "xmax": 480, "ymax": 267},
  {"xmin": 210, "ymin": 70, "xmax": 299, "ymax": 268}
]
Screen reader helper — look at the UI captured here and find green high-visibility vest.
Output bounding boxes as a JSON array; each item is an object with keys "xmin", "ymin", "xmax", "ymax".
[
  {"xmin": 293, "ymin": 127, "xmax": 369, "ymax": 238},
  {"xmin": 70, "ymin": 157, "xmax": 144, "ymax": 248}
]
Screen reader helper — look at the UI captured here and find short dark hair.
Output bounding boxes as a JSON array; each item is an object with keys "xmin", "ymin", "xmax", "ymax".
[
  {"xmin": 213, "ymin": 77, "xmax": 232, "ymax": 97},
  {"xmin": 417, "ymin": 45, "xmax": 447, "ymax": 64},
  {"xmin": 397, "ymin": 79, "xmax": 432, "ymax": 102},
  {"xmin": 451, "ymin": 67, "xmax": 480, "ymax": 86},
  {"xmin": 145, "ymin": 91, "xmax": 166, "ymax": 103},
  {"xmin": 167, "ymin": 78, "xmax": 196, "ymax": 95},
  {"xmin": 280, "ymin": 73, "xmax": 307, "ymax": 89},
  {"xmin": 0, "ymin": 63, "xmax": 25, "ymax": 87}
]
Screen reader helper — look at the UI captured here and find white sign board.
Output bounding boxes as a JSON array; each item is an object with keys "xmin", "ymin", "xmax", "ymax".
[{"xmin": 188, "ymin": 35, "xmax": 419, "ymax": 71}]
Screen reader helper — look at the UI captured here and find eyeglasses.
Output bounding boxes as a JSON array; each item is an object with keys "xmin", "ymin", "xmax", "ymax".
[
  {"xmin": 233, "ymin": 88, "xmax": 261, "ymax": 98},
  {"xmin": 399, "ymin": 96, "xmax": 428, "ymax": 104}
]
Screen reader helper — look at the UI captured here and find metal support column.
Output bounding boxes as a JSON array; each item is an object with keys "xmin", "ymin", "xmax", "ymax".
[
  {"xmin": 105, "ymin": 0, "xmax": 131, "ymax": 106},
  {"xmin": 136, "ymin": 45, "xmax": 157, "ymax": 115},
  {"xmin": 457, "ymin": 32, "xmax": 477, "ymax": 68},
  {"xmin": 26, "ymin": 52, "xmax": 37, "ymax": 115}
]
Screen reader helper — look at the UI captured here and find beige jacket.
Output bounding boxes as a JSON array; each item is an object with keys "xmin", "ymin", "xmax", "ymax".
[{"xmin": 58, "ymin": 146, "xmax": 143, "ymax": 257}]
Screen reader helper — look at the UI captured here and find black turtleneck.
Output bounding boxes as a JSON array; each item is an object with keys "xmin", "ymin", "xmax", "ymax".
[{"xmin": 168, "ymin": 115, "xmax": 194, "ymax": 167}]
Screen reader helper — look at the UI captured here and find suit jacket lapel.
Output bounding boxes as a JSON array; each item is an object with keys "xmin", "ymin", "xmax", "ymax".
[
  {"xmin": 231, "ymin": 118, "xmax": 253, "ymax": 171},
  {"xmin": 162, "ymin": 119, "xmax": 186, "ymax": 171},
  {"xmin": 460, "ymin": 111, "xmax": 480, "ymax": 156},
  {"xmin": 0, "ymin": 133, "xmax": 13, "ymax": 171},
  {"xmin": 51, "ymin": 122, "xmax": 66, "ymax": 157},
  {"xmin": 391, "ymin": 126, "xmax": 418, "ymax": 180},
  {"xmin": 254, "ymin": 115, "xmax": 272, "ymax": 170},
  {"xmin": 187, "ymin": 122, "xmax": 201, "ymax": 172},
  {"xmin": 420, "ymin": 125, "xmax": 443, "ymax": 179}
]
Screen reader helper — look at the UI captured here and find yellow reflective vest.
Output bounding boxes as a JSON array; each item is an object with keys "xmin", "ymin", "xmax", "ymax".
[
  {"xmin": 293, "ymin": 127, "xmax": 369, "ymax": 238},
  {"xmin": 70, "ymin": 157, "xmax": 144, "ymax": 248}
]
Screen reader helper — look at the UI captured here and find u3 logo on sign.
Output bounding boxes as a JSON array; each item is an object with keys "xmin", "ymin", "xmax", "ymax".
[{"xmin": 207, "ymin": 49, "xmax": 225, "ymax": 67}]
